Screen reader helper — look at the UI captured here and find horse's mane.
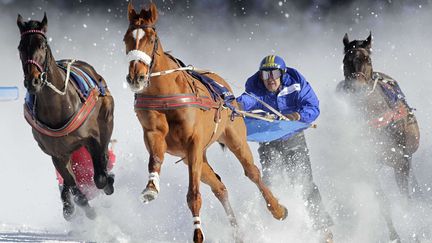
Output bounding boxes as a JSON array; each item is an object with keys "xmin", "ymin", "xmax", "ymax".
[{"xmin": 164, "ymin": 51, "xmax": 187, "ymax": 68}]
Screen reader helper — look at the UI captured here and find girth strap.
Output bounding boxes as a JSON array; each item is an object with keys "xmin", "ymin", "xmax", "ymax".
[{"xmin": 134, "ymin": 93, "xmax": 218, "ymax": 111}]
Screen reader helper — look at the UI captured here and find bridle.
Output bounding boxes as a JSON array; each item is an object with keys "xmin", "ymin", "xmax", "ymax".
[
  {"xmin": 344, "ymin": 48, "xmax": 373, "ymax": 82},
  {"xmin": 343, "ymin": 48, "xmax": 382, "ymax": 95},
  {"xmin": 349, "ymin": 72, "xmax": 369, "ymax": 80},
  {"xmin": 20, "ymin": 29, "xmax": 50, "ymax": 84},
  {"xmin": 20, "ymin": 29, "xmax": 74, "ymax": 95},
  {"xmin": 126, "ymin": 24, "xmax": 159, "ymax": 87}
]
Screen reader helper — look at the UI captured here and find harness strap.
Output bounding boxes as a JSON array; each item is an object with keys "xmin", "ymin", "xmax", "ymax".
[
  {"xmin": 245, "ymin": 92, "xmax": 289, "ymax": 120},
  {"xmin": 134, "ymin": 93, "xmax": 218, "ymax": 111},
  {"xmin": 44, "ymin": 59, "xmax": 76, "ymax": 95},
  {"xmin": 24, "ymin": 89, "xmax": 99, "ymax": 137},
  {"xmin": 368, "ymin": 76, "xmax": 379, "ymax": 95},
  {"xmin": 368, "ymin": 104, "xmax": 408, "ymax": 128}
]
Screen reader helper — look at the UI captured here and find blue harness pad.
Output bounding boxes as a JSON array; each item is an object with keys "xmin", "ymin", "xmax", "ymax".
[
  {"xmin": 379, "ymin": 81, "xmax": 405, "ymax": 108},
  {"xmin": 163, "ymin": 54, "xmax": 237, "ymax": 112},
  {"xmin": 188, "ymin": 71, "xmax": 236, "ymax": 110},
  {"xmin": 245, "ymin": 117, "xmax": 311, "ymax": 142},
  {"xmin": 57, "ymin": 62, "xmax": 105, "ymax": 97}
]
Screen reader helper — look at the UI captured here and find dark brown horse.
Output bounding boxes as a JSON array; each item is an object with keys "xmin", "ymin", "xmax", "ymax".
[
  {"xmin": 17, "ymin": 14, "xmax": 115, "ymax": 220},
  {"xmin": 123, "ymin": 2, "xmax": 287, "ymax": 242},
  {"xmin": 337, "ymin": 32, "xmax": 421, "ymax": 242}
]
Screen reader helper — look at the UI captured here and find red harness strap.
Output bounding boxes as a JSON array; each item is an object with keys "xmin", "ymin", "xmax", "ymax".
[
  {"xmin": 368, "ymin": 104, "xmax": 408, "ymax": 128},
  {"xmin": 134, "ymin": 93, "xmax": 218, "ymax": 111},
  {"xmin": 24, "ymin": 89, "xmax": 99, "ymax": 137}
]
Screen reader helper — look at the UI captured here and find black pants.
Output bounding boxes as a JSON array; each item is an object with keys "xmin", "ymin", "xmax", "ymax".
[{"xmin": 258, "ymin": 132, "xmax": 333, "ymax": 230}]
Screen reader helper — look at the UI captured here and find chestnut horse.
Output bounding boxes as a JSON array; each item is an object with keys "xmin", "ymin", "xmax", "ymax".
[
  {"xmin": 337, "ymin": 33, "xmax": 421, "ymax": 242},
  {"xmin": 123, "ymin": 2, "xmax": 287, "ymax": 242},
  {"xmin": 17, "ymin": 14, "xmax": 115, "ymax": 220}
]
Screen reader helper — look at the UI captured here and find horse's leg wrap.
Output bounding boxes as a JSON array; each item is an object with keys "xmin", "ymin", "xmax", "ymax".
[
  {"xmin": 192, "ymin": 216, "xmax": 205, "ymax": 243},
  {"xmin": 141, "ymin": 172, "xmax": 160, "ymax": 203}
]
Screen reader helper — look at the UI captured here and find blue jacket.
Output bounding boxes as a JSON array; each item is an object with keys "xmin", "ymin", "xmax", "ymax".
[{"xmin": 237, "ymin": 67, "xmax": 320, "ymax": 123}]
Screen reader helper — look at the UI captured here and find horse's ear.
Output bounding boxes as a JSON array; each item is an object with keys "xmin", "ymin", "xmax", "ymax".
[
  {"xmin": 41, "ymin": 12, "xmax": 48, "ymax": 32},
  {"xmin": 17, "ymin": 14, "xmax": 25, "ymax": 32},
  {"xmin": 365, "ymin": 31, "xmax": 372, "ymax": 49},
  {"xmin": 343, "ymin": 33, "xmax": 350, "ymax": 47},
  {"xmin": 128, "ymin": 1, "xmax": 137, "ymax": 22},
  {"xmin": 148, "ymin": 2, "xmax": 158, "ymax": 24}
]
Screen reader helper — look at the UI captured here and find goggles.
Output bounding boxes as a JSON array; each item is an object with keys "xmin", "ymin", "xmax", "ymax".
[{"xmin": 260, "ymin": 69, "xmax": 282, "ymax": 81}]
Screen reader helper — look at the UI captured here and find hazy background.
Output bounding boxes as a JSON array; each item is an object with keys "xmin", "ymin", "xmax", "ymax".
[{"xmin": 1, "ymin": 0, "xmax": 432, "ymax": 242}]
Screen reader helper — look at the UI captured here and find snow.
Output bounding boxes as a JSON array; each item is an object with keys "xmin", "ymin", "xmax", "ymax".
[{"xmin": 1, "ymin": 1, "xmax": 432, "ymax": 242}]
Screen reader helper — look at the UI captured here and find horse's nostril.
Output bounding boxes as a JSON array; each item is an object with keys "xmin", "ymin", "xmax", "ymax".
[
  {"xmin": 32, "ymin": 78, "xmax": 40, "ymax": 86},
  {"xmin": 126, "ymin": 74, "xmax": 132, "ymax": 83},
  {"xmin": 138, "ymin": 75, "xmax": 146, "ymax": 82}
]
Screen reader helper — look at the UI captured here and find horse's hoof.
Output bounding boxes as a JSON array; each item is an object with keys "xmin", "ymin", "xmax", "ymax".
[
  {"xmin": 233, "ymin": 229, "xmax": 244, "ymax": 243},
  {"xmin": 280, "ymin": 205, "xmax": 288, "ymax": 221},
  {"xmin": 103, "ymin": 175, "xmax": 115, "ymax": 195},
  {"xmin": 193, "ymin": 228, "xmax": 205, "ymax": 243},
  {"xmin": 320, "ymin": 229, "xmax": 334, "ymax": 243},
  {"xmin": 63, "ymin": 204, "xmax": 75, "ymax": 221},
  {"xmin": 390, "ymin": 231, "xmax": 401, "ymax": 243},
  {"xmin": 84, "ymin": 206, "xmax": 97, "ymax": 220},
  {"xmin": 140, "ymin": 188, "xmax": 158, "ymax": 204},
  {"xmin": 73, "ymin": 192, "xmax": 89, "ymax": 207},
  {"xmin": 273, "ymin": 205, "xmax": 288, "ymax": 221},
  {"xmin": 94, "ymin": 174, "xmax": 108, "ymax": 189}
]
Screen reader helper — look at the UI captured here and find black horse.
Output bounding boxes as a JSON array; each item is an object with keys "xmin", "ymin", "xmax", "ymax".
[
  {"xmin": 17, "ymin": 13, "xmax": 115, "ymax": 220},
  {"xmin": 337, "ymin": 32, "xmax": 421, "ymax": 242}
]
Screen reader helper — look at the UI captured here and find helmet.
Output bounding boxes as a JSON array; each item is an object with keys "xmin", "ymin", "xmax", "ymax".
[{"xmin": 259, "ymin": 55, "xmax": 286, "ymax": 71}]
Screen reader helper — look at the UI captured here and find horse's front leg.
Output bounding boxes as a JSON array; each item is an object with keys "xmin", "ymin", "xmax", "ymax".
[
  {"xmin": 186, "ymin": 140, "xmax": 205, "ymax": 243},
  {"xmin": 87, "ymin": 138, "xmax": 114, "ymax": 195},
  {"xmin": 375, "ymin": 182, "xmax": 401, "ymax": 242},
  {"xmin": 52, "ymin": 156, "xmax": 96, "ymax": 220},
  {"xmin": 141, "ymin": 129, "xmax": 168, "ymax": 203},
  {"xmin": 52, "ymin": 156, "xmax": 76, "ymax": 220},
  {"xmin": 394, "ymin": 156, "xmax": 410, "ymax": 198}
]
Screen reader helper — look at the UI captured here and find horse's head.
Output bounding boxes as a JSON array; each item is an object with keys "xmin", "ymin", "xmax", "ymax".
[
  {"xmin": 123, "ymin": 2, "xmax": 159, "ymax": 93},
  {"xmin": 17, "ymin": 13, "xmax": 50, "ymax": 94},
  {"xmin": 342, "ymin": 33, "xmax": 374, "ymax": 90}
]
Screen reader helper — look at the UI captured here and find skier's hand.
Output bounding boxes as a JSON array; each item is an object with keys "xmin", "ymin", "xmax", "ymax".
[{"xmin": 284, "ymin": 112, "xmax": 301, "ymax": 121}]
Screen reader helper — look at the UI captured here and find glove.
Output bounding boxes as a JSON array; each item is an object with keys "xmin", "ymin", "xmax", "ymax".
[{"xmin": 284, "ymin": 112, "xmax": 301, "ymax": 121}]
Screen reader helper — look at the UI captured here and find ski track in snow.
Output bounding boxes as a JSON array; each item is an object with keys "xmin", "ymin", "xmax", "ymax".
[{"xmin": 1, "ymin": 2, "xmax": 432, "ymax": 243}]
